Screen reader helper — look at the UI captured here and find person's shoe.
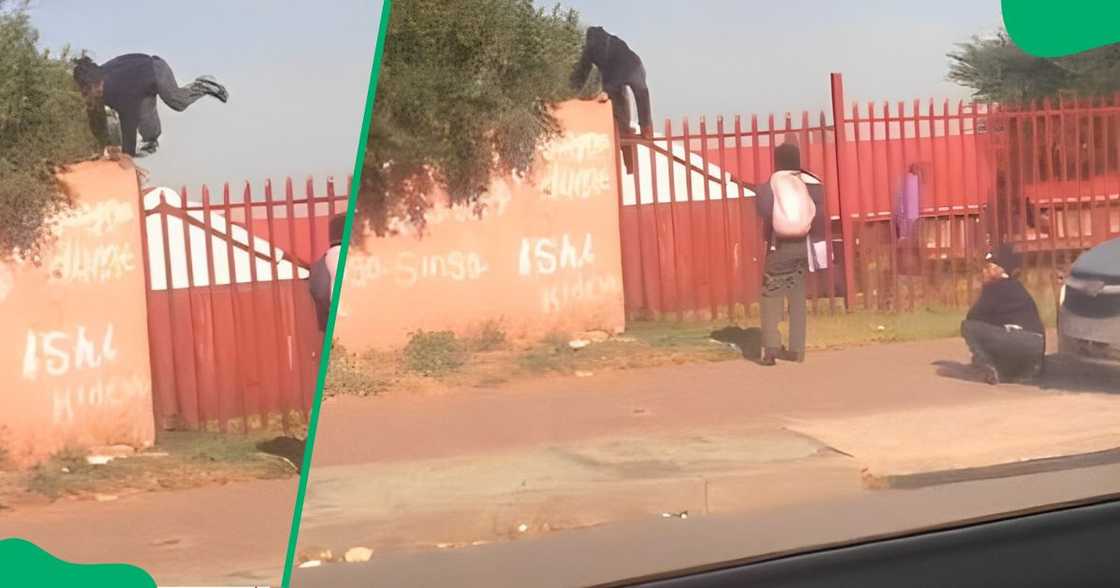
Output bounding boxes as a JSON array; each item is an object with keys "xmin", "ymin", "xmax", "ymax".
[
  {"xmin": 193, "ymin": 76, "xmax": 229, "ymax": 103},
  {"xmin": 1013, "ymin": 361, "xmax": 1044, "ymax": 383},
  {"xmin": 980, "ymin": 363, "xmax": 1001, "ymax": 385},
  {"xmin": 139, "ymin": 140, "xmax": 159, "ymax": 156},
  {"xmin": 759, "ymin": 349, "xmax": 778, "ymax": 367},
  {"xmin": 777, "ymin": 348, "xmax": 805, "ymax": 363}
]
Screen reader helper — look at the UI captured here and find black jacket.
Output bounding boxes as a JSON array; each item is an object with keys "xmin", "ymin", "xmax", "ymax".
[
  {"xmin": 966, "ymin": 277, "xmax": 1045, "ymax": 334},
  {"xmin": 101, "ymin": 54, "xmax": 158, "ymax": 156},
  {"xmin": 570, "ymin": 27, "xmax": 645, "ymax": 91},
  {"xmin": 754, "ymin": 171, "xmax": 828, "ymax": 249}
]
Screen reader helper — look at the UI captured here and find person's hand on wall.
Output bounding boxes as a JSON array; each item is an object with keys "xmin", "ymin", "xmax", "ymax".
[{"xmin": 102, "ymin": 146, "xmax": 122, "ymax": 161}]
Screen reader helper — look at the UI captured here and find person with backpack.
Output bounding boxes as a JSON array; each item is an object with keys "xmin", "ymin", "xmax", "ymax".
[
  {"xmin": 309, "ymin": 215, "xmax": 347, "ymax": 336},
  {"xmin": 754, "ymin": 141, "xmax": 828, "ymax": 366},
  {"xmin": 961, "ymin": 243, "xmax": 1045, "ymax": 385},
  {"xmin": 72, "ymin": 54, "xmax": 228, "ymax": 157}
]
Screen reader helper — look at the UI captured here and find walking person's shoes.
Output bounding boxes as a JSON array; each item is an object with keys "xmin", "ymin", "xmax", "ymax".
[
  {"xmin": 193, "ymin": 75, "xmax": 229, "ymax": 103},
  {"xmin": 759, "ymin": 348, "xmax": 779, "ymax": 367},
  {"xmin": 138, "ymin": 140, "xmax": 159, "ymax": 156}
]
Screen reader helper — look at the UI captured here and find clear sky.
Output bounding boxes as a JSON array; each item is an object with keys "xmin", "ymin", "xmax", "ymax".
[
  {"xmin": 548, "ymin": 0, "xmax": 1005, "ymax": 123},
  {"xmin": 28, "ymin": 0, "xmax": 381, "ymax": 194}
]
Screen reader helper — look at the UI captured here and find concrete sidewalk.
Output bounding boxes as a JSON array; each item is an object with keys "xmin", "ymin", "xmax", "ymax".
[
  {"xmin": 296, "ymin": 428, "xmax": 860, "ymax": 557},
  {"xmin": 293, "ymin": 462, "xmax": 1120, "ymax": 588},
  {"xmin": 297, "ymin": 338, "xmax": 1120, "ymax": 565}
]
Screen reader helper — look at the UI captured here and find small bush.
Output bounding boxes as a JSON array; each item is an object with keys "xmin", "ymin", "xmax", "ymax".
[
  {"xmin": 323, "ymin": 346, "xmax": 388, "ymax": 397},
  {"xmin": 468, "ymin": 320, "xmax": 507, "ymax": 352},
  {"xmin": 26, "ymin": 443, "xmax": 91, "ymax": 498},
  {"xmin": 403, "ymin": 330, "xmax": 466, "ymax": 376},
  {"xmin": 1, "ymin": 2, "xmax": 103, "ymax": 259},
  {"xmin": 541, "ymin": 330, "xmax": 573, "ymax": 350}
]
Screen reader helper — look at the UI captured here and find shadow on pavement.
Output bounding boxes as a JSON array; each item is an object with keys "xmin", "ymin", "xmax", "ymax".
[
  {"xmin": 710, "ymin": 326, "xmax": 763, "ymax": 362},
  {"xmin": 934, "ymin": 355, "xmax": 1120, "ymax": 394}
]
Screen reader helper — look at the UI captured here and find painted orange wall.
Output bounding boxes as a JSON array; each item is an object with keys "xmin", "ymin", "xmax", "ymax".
[
  {"xmin": 336, "ymin": 101, "xmax": 625, "ymax": 350},
  {"xmin": 0, "ymin": 160, "xmax": 154, "ymax": 467}
]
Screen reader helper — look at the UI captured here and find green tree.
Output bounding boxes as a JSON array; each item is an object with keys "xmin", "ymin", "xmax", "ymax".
[
  {"xmin": 0, "ymin": 0, "xmax": 101, "ymax": 261},
  {"xmin": 358, "ymin": 0, "xmax": 597, "ymax": 237},
  {"xmin": 948, "ymin": 29, "xmax": 1120, "ymax": 242},
  {"xmin": 948, "ymin": 28, "xmax": 1120, "ymax": 103}
]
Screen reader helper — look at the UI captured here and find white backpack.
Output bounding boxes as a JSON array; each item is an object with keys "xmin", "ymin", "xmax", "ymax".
[{"xmin": 770, "ymin": 170, "xmax": 816, "ymax": 238}]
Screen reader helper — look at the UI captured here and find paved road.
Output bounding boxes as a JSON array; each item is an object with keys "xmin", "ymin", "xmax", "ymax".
[
  {"xmin": 294, "ymin": 337, "xmax": 1120, "ymax": 577},
  {"xmin": 312, "ymin": 338, "xmax": 1065, "ymax": 468},
  {"xmin": 0, "ymin": 478, "xmax": 297, "ymax": 586},
  {"xmin": 292, "ymin": 462, "xmax": 1120, "ymax": 588}
]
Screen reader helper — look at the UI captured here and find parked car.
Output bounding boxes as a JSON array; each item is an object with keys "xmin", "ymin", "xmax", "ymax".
[{"xmin": 1058, "ymin": 237, "xmax": 1120, "ymax": 362}]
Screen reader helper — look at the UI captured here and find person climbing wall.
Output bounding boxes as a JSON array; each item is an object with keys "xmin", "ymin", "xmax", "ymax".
[
  {"xmin": 570, "ymin": 26, "xmax": 653, "ymax": 175},
  {"xmin": 72, "ymin": 54, "xmax": 229, "ymax": 158}
]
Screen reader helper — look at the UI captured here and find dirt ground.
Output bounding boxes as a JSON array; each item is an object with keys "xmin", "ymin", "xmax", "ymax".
[
  {"xmin": 0, "ymin": 477, "xmax": 298, "ymax": 586},
  {"xmin": 0, "ymin": 431, "xmax": 297, "ymax": 510},
  {"xmin": 323, "ymin": 308, "xmax": 985, "ymax": 401}
]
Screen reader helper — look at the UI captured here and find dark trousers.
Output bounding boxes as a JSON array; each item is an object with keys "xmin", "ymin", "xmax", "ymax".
[
  {"xmin": 761, "ymin": 239, "xmax": 808, "ymax": 354},
  {"xmin": 605, "ymin": 65, "xmax": 652, "ymax": 174},
  {"xmin": 961, "ymin": 319, "xmax": 1045, "ymax": 378},
  {"xmin": 137, "ymin": 56, "xmax": 212, "ymax": 144}
]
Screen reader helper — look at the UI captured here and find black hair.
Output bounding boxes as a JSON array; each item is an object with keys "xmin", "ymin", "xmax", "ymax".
[
  {"xmin": 328, "ymin": 215, "xmax": 347, "ymax": 245},
  {"xmin": 774, "ymin": 142, "xmax": 801, "ymax": 172},
  {"xmin": 72, "ymin": 56, "xmax": 105, "ymax": 89}
]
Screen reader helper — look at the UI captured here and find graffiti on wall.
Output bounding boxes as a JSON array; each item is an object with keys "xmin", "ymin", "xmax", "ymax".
[
  {"xmin": 541, "ymin": 273, "xmax": 622, "ymax": 315},
  {"xmin": 21, "ymin": 323, "xmax": 148, "ymax": 425},
  {"xmin": 346, "ymin": 250, "xmax": 491, "ymax": 288},
  {"xmin": 335, "ymin": 104, "xmax": 626, "ymax": 349},
  {"xmin": 518, "ymin": 233, "xmax": 596, "ymax": 277},
  {"xmin": 539, "ymin": 132, "xmax": 613, "ymax": 202},
  {"xmin": 47, "ymin": 199, "xmax": 138, "ymax": 285}
]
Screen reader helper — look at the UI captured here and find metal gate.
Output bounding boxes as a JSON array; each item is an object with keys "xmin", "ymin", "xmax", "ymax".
[
  {"xmin": 138, "ymin": 177, "xmax": 349, "ymax": 432},
  {"xmin": 617, "ymin": 73, "xmax": 1120, "ymax": 320}
]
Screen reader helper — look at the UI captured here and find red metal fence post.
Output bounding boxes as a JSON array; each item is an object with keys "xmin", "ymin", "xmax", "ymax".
[{"xmin": 830, "ymin": 73, "xmax": 858, "ymax": 310}]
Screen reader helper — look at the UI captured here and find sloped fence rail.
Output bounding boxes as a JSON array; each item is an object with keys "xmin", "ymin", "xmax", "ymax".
[{"xmin": 139, "ymin": 177, "xmax": 350, "ymax": 432}]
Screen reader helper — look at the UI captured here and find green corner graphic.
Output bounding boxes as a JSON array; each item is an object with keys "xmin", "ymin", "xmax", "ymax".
[
  {"xmin": 1003, "ymin": 0, "xmax": 1120, "ymax": 57},
  {"xmin": 0, "ymin": 538, "xmax": 156, "ymax": 588}
]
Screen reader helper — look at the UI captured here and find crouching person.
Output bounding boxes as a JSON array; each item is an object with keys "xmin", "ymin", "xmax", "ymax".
[{"xmin": 962, "ymin": 244, "xmax": 1045, "ymax": 384}]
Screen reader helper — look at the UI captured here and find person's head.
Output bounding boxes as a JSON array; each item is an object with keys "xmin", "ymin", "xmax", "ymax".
[
  {"xmin": 72, "ymin": 56, "xmax": 105, "ymax": 102},
  {"xmin": 583, "ymin": 26, "xmax": 611, "ymax": 61},
  {"xmin": 774, "ymin": 142, "xmax": 801, "ymax": 172},
  {"xmin": 328, "ymin": 215, "xmax": 347, "ymax": 245},
  {"xmin": 982, "ymin": 243, "xmax": 1021, "ymax": 283}
]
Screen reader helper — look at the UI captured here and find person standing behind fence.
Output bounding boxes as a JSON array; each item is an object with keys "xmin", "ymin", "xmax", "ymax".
[
  {"xmin": 897, "ymin": 163, "xmax": 921, "ymax": 240},
  {"xmin": 754, "ymin": 142, "xmax": 828, "ymax": 366},
  {"xmin": 309, "ymin": 215, "xmax": 347, "ymax": 337},
  {"xmin": 961, "ymin": 244, "xmax": 1045, "ymax": 385},
  {"xmin": 72, "ymin": 54, "xmax": 228, "ymax": 158}
]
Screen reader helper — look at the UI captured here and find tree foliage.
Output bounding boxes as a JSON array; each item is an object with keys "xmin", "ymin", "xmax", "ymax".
[
  {"xmin": 948, "ymin": 29, "xmax": 1120, "ymax": 103},
  {"xmin": 358, "ymin": 0, "xmax": 597, "ymax": 238},
  {"xmin": 0, "ymin": 0, "xmax": 101, "ymax": 261}
]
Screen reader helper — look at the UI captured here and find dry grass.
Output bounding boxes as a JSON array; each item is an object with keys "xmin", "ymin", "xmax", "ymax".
[
  {"xmin": 0, "ymin": 431, "xmax": 296, "ymax": 507},
  {"xmin": 334, "ymin": 305, "xmax": 1010, "ymax": 399}
]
